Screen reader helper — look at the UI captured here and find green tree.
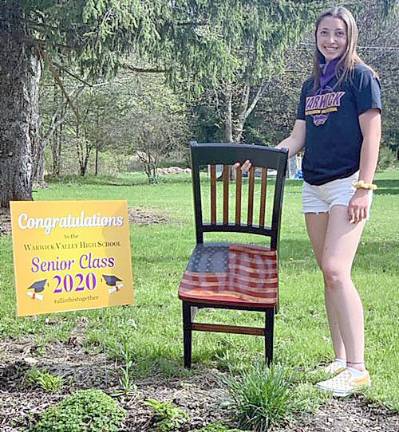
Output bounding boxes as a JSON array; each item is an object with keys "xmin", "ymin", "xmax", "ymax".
[
  {"xmin": 39, "ymin": 70, "xmax": 189, "ymax": 178},
  {"xmin": 39, "ymin": 70, "xmax": 86, "ymax": 178},
  {"xmin": 356, "ymin": 1, "xmax": 399, "ymax": 157},
  {"xmin": 0, "ymin": 0, "xmax": 156, "ymax": 206},
  {"xmin": 194, "ymin": 0, "xmax": 398, "ymax": 145},
  {"xmin": 126, "ymin": 78, "xmax": 189, "ymax": 183}
]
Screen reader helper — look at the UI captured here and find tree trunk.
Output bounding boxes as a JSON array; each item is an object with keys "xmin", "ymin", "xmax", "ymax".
[
  {"xmin": 0, "ymin": 3, "xmax": 40, "ymax": 207},
  {"xmin": 51, "ymin": 80, "xmax": 64, "ymax": 177},
  {"xmin": 233, "ymin": 81, "xmax": 268, "ymax": 143},
  {"xmin": 95, "ymin": 145, "xmax": 99, "ymax": 176},
  {"xmin": 80, "ymin": 137, "xmax": 91, "ymax": 176},
  {"xmin": 95, "ymin": 114, "xmax": 99, "ymax": 176},
  {"xmin": 31, "ymin": 60, "xmax": 43, "ymax": 184},
  {"xmin": 224, "ymin": 83, "xmax": 233, "ymax": 143},
  {"xmin": 81, "ymin": 151, "xmax": 90, "ymax": 176},
  {"xmin": 234, "ymin": 82, "xmax": 250, "ymax": 143},
  {"xmin": 52, "ymin": 123, "xmax": 63, "ymax": 177}
]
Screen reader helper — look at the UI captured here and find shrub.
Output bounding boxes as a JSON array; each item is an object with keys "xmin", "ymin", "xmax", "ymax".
[
  {"xmin": 145, "ymin": 398, "xmax": 189, "ymax": 431},
  {"xmin": 225, "ymin": 364, "xmax": 294, "ymax": 432},
  {"xmin": 31, "ymin": 389, "xmax": 126, "ymax": 432},
  {"xmin": 25, "ymin": 368, "xmax": 63, "ymax": 393}
]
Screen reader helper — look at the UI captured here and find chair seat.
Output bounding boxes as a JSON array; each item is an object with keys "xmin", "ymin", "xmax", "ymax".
[{"xmin": 179, "ymin": 242, "xmax": 278, "ymax": 308}]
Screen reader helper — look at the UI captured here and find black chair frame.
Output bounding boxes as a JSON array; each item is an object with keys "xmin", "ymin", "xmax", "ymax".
[{"xmin": 181, "ymin": 142, "xmax": 288, "ymax": 367}]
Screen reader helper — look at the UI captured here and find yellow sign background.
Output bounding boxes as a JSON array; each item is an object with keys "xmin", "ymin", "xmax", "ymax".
[{"xmin": 10, "ymin": 200, "xmax": 134, "ymax": 316}]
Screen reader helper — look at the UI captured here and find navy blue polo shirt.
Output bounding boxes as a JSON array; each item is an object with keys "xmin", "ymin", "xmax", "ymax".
[{"xmin": 297, "ymin": 64, "xmax": 382, "ymax": 185}]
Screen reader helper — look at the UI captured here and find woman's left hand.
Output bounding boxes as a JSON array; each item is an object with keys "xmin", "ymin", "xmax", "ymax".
[{"xmin": 348, "ymin": 189, "xmax": 370, "ymax": 224}]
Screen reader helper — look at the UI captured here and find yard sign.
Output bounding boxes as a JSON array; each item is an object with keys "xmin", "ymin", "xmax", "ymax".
[{"xmin": 10, "ymin": 200, "xmax": 134, "ymax": 316}]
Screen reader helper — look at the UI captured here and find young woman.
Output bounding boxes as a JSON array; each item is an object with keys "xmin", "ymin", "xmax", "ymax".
[{"xmin": 240, "ymin": 6, "xmax": 381, "ymax": 397}]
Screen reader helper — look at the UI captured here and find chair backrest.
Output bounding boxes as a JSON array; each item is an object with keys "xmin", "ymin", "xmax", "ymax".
[{"xmin": 190, "ymin": 142, "xmax": 288, "ymax": 249}]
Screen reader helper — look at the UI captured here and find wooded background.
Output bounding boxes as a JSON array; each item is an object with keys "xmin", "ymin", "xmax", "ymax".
[{"xmin": 0, "ymin": 0, "xmax": 397, "ymax": 206}]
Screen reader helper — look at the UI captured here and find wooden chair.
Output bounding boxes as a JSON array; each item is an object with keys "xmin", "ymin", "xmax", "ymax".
[{"xmin": 178, "ymin": 142, "xmax": 288, "ymax": 368}]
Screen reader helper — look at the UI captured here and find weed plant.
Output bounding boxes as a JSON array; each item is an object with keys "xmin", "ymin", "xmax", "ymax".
[
  {"xmin": 145, "ymin": 398, "xmax": 189, "ymax": 431},
  {"xmin": 113, "ymin": 334, "xmax": 136, "ymax": 396},
  {"xmin": 225, "ymin": 364, "xmax": 296, "ymax": 431},
  {"xmin": 25, "ymin": 368, "xmax": 63, "ymax": 393}
]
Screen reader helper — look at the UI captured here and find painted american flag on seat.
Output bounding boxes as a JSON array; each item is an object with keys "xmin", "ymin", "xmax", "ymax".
[{"xmin": 178, "ymin": 243, "xmax": 278, "ymax": 307}]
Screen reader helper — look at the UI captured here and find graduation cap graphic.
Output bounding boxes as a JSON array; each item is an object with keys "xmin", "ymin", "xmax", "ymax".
[
  {"xmin": 27, "ymin": 279, "xmax": 47, "ymax": 301},
  {"xmin": 102, "ymin": 275, "xmax": 124, "ymax": 294}
]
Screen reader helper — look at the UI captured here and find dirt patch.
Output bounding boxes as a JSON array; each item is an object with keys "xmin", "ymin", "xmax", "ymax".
[
  {"xmin": 127, "ymin": 207, "xmax": 169, "ymax": 226},
  {"xmin": 1, "ymin": 334, "xmax": 398, "ymax": 431},
  {"xmin": 275, "ymin": 398, "xmax": 399, "ymax": 432},
  {"xmin": 157, "ymin": 167, "xmax": 191, "ymax": 175},
  {"xmin": 0, "ymin": 207, "xmax": 168, "ymax": 237}
]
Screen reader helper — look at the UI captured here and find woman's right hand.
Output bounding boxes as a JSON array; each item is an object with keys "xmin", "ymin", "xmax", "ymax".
[{"xmin": 234, "ymin": 160, "xmax": 252, "ymax": 173}]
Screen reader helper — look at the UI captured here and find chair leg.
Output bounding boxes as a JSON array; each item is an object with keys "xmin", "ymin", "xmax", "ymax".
[
  {"xmin": 265, "ymin": 308, "xmax": 275, "ymax": 366},
  {"xmin": 182, "ymin": 302, "xmax": 192, "ymax": 368}
]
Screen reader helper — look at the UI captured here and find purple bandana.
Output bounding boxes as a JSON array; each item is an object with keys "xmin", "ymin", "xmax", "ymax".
[
  {"xmin": 319, "ymin": 57, "xmax": 340, "ymax": 90},
  {"xmin": 311, "ymin": 58, "xmax": 341, "ymax": 126}
]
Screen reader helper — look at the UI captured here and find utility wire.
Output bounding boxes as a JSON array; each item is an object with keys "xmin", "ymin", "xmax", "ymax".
[{"xmin": 299, "ymin": 42, "xmax": 399, "ymax": 50}]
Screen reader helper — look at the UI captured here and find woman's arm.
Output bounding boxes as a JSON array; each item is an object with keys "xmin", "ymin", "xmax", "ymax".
[
  {"xmin": 348, "ymin": 108, "xmax": 381, "ymax": 224},
  {"xmin": 358, "ymin": 109, "xmax": 381, "ymax": 183},
  {"xmin": 238, "ymin": 119, "xmax": 306, "ymax": 171},
  {"xmin": 275, "ymin": 119, "xmax": 306, "ymax": 157}
]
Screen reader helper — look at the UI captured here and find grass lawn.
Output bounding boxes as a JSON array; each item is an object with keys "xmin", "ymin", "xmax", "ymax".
[{"xmin": 0, "ymin": 169, "xmax": 398, "ymax": 411}]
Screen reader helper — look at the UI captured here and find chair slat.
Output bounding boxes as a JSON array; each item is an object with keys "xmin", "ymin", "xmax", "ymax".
[
  {"xmin": 223, "ymin": 165, "xmax": 229, "ymax": 224},
  {"xmin": 192, "ymin": 323, "xmax": 264, "ymax": 336},
  {"xmin": 259, "ymin": 168, "xmax": 268, "ymax": 227},
  {"xmin": 247, "ymin": 166, "xmax": 255, "ymax": 226},
  {"xmin": 235, "ymin": 167, "xmax": 242, "ymax": 225},
  {"xmin": 210, "ymin": 165, "xmax": 216, "ymax": 224}
]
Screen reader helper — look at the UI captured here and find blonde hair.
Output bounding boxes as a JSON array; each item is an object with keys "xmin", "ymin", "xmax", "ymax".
[{"xmin": 312, "ymin": 6, "xmax": 375, "ymax": 89}]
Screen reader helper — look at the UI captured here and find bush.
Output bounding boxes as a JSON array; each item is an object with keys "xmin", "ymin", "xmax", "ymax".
[
  {"xmin": 31, "ymin": 389, "xmax": 126, "ymax": 432},
  {"xmin": 225, "ymin": 364, "xmax": 294, "ymax": 432}
]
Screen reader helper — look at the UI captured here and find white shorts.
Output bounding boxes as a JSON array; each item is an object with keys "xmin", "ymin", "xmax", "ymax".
[{"xmin": 302, "ymin": 172, "xmax": 372, "ymax": 214}]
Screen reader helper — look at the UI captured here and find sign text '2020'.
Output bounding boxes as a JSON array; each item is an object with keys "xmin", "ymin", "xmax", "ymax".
[{"xmin": 53, "ymin": 273, "xmax": 97, "ymax": 293}]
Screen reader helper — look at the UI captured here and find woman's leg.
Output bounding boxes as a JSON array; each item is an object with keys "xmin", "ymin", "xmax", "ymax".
[
  {"xmin": 305, "ymin": 212, "xmax": 346, "ymax": 361},
  {"xmin": 320, "ymin": 205, "xmax": 367, "ymax": 371}
]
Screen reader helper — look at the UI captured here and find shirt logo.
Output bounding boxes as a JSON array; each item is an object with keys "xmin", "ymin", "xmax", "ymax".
[{"xmin": 305, "ymin": 90, "xmax": 345, "ymax": 126}]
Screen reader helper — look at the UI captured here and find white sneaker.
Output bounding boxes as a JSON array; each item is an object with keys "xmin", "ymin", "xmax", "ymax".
[{"xmin": 316, "ymin": 368, "xmax": 371, "ymax": 397}]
